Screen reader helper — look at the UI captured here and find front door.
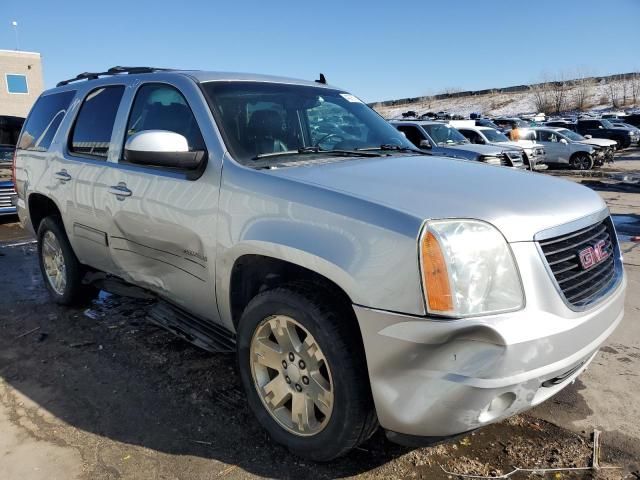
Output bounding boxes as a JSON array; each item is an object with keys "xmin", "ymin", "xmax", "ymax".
[
  {"xmin": 537, "ymin": 130, "xmax": 569, "ymax": 164},
  {"xmin": 106, "ymin": 82, "xmax": 219, "ymax": 319}
]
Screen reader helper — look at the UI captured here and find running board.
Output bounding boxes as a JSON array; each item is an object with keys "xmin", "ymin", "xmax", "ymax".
[{"xmin": 147, "ymin": 300, "xmax": 236, "ymax": 353}]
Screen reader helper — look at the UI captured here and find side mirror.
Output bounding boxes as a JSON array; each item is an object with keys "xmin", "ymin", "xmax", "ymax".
[
  {"xmin": 419, "ymin": 139, "xmax": 432, "ymax": 149},
  {"xmin": 559, "ymin": 138, "xmax": 568, "ymax": 145},
  {"xmin": 584, "ymin": 134, "xmax": 592, "ymax": 139},
  {"xmin": 124, "ymin": 130, "xmax": 205, "ymax": 169}
]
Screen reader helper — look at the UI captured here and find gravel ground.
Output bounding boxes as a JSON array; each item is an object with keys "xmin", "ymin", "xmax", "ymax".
[{"xmin": 1, "ymin": 148, "xmax": 639, "ymax": 479}]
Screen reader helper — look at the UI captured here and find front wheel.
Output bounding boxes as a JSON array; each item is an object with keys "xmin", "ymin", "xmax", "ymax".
[
  {"xmin": 236, "ymin": 284, "xmax": 377, "ymax": 461},
  {"xmin": 570, "ymin": 152, "xmax": 593, "ymax": 170}
]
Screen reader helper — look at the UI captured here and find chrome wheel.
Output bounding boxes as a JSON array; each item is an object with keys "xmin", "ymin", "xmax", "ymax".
[
  {"xmin": 250, "ymin": 315, "xmax": 333, "ymax": 437},
  {"xmin": 42, "ymin": 230, "xmax": 67, "ymax": 295}
]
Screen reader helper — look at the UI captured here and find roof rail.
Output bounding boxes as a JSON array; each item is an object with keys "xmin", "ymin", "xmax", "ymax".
[{"xmin": 56, "ymin": 66, "xmax": 173, "ymax": 87}]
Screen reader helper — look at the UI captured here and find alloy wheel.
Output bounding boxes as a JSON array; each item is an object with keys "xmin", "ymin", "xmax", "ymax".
[
  {"xmin": 42, "ymin": 230, "xmax": 67, "ymax": 295},
  {"xmin": 250, "ymin": 315, "xmax": 334, "ymax": 437}
]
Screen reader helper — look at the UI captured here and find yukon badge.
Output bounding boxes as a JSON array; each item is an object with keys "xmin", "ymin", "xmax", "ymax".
[{"xmin": 578, "ymin": 239, "xmax": 609, "ymax": 270}]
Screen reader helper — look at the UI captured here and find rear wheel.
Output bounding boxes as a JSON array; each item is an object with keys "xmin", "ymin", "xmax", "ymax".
[
  {"xmin": 569, "ymin": 152, "xmax": 593, "ymax": 170},
  {"xmin": 37, "ymin": 216, "xmax": 97, "ymax": 305},
  {"xmin": 237, "ymin": 284, "xmax": 377, "ymax": 461}
]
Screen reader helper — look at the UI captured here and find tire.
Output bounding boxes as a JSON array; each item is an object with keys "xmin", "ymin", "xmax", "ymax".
[
  {"xmin": 37, "ymin": 215, "xmax": 97, "ymax": 305},
  {"xmin": 569, "ymin": 152, "xmax": 593, "ymax": 170},
  {"xmin": 236, "ymin": 284, "xmax": 377, "ymax": 461}
]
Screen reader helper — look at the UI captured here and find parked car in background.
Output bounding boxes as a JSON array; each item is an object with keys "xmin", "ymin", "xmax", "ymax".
[
  {"xmin": 531, "ymin": 127, "xmax": 599, "ymax": 170},
  {"xmin": 545, "ymin": 120, "xmax": 577, "ymax": 131},
  {"xmin": 608, "ymin": 121, "xmax": 640, "ymax": 146},
  {"xmin": 553, "ymin": 128, "xmax": 616, "ymax": 164},
  {"xmin": 474, "ymin": 118, "xmax": 501, "ymax": 130},
  {"xmin": 0, "ymin": 115, "xmax": 25, "ymax": 216},
  {"xmin": 575, "ymin": 118, "xmax": 636, "ymax": 149},
  {"xmin": 391, "ymin": 120, "xmax": 525, "ymax": 168},
  {"xmin": 457, "ymin": 125, "xmax": 546, "ymax": 170},
  {"xmin": 15, "ymin": 67, "xmax": 625, "ymax": 460},
  {"xmin": 620, "ymin": 113, "xmax": 640, "ymax": 128}
]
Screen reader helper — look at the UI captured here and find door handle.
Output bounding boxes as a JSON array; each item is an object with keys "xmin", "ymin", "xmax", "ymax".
[
  {"xmin": 108, "ymin": 183, "xmax": 132, "ymax": 198},
  {"xmin": 54, "ymin": 170, "xmax": 72, "ymax": 182}
]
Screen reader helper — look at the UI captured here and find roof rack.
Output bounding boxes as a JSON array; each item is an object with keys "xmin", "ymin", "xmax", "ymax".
[{"xmin": 56, "ymin": 66, "xmax": 173, "ymax": 87}]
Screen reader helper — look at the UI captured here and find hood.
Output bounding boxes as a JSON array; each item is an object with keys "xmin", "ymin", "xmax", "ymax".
[
  {"xmin": 580, "ymin": 138, "xmax": 616, "ymax": 147},
  {"xmin": 488, "ymin": 140, "xmax": 526, "ymax": 150},
  {"xmin": 445, "ymin": 143, "xmax": 507, "ymax": 155},
  {"xmin": 268, "ymin": 155, "xmax": 606, "ymax": 243}
]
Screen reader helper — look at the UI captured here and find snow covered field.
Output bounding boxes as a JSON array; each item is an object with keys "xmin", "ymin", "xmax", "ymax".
[{"xmin": 373, "ymin": 80, "xmax": 639, "ymax": 119}]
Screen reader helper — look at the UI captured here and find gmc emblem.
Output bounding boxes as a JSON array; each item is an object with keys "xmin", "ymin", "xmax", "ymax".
[{"xmin": 578, "ymin": 240, "xmax": 609, "ymax": 270}]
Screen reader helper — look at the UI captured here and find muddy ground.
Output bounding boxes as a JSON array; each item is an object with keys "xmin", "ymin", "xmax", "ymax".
[{"xmin": 1, "ymin": 149, "xmax": 640, "ymax": 479}]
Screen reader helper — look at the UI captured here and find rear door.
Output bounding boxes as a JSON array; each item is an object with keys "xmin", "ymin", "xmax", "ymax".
[
  {"xmin": 58, "ymin": 84, "xmax": 126, "ymax": 273},
  {"xmin": 105, "ymin": 80, "xmax": 220, "ymax": 319}
]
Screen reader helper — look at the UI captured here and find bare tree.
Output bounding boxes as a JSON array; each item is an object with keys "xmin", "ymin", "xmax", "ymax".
[
  {"xmin": 573, "ymin": 72, "xmax": 594, "ymax": 111},
  {"xmin": 631, "ymin": 72, "xmax": 640, "ymax": 105},
  {"xmin": 530, "ymin": 83, "xmax": 551, "ymax": 114},
  {"xmin": 620, "ymin": 75, "xmax": 629, "ymax": 106},
  {"xmin": 607, "ymin": 80, "xmax": 620, "ymax": 108},
  {"xmin": 549, "ymin": 74, "xmax": 569, "ymax": 114}
]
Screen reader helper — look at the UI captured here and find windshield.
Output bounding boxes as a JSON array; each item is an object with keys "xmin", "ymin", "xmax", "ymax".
[
  {"xmin": 481, "ymin": 129, "xmax": 510, "ymax": 142},
  {"xmin": 558, "ymin": 129, "xmax": 584, "ymax": 141},
  {"xmin": 601, "ymin": 119, "xmax": 615, "ymax": 129},
  {"xmin": 201, "ymin": 82, "xmax": 413, "ymax": 165},
  {"xmin": 422, "ymin": 124, "xmax": 467, "ymax": 145}
]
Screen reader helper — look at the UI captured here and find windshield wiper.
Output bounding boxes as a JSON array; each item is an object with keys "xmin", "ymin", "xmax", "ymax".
[
  {"xmin": 253, "ymin": 147, "xmax": 382, "ymax": 160},
  {"xmin": 357, "ymin": 144, "xmax": 423, "ymax": 154}
]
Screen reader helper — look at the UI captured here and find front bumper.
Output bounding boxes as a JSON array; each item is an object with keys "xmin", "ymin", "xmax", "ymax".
[{"xmin": 355, "ymin": 243, "xmax": 626, "ymax": 438}]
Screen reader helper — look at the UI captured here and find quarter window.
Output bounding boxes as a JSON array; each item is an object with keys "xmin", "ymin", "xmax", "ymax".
[
  {"xmin": 6, "ymin": 74, "xmax": 28, "ymax": 94},
  {"xmin": 125, "ymin": 84, "xmax": 205, "ymax": 153},
  {"xmin": 70, "ymin": 86, "xmax": 125, "ymax": 158},
  {"xmin": 18, "ymin": 91, "xmax": 76, "ymax": 152}
]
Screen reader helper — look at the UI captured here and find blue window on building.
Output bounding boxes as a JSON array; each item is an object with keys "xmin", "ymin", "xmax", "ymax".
[{"xmin": 6, "ymin": 74, "xmax": 29, "ymax": 94}]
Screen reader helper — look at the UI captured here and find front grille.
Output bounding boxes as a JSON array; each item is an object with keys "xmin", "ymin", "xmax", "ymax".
[
  {"xmin": 538, "ymin": 218, "xmax": 620, "ymax": 308},
  {"xmin": 0, "ymin": 184, "xmax": 17, "ymax": 208}
]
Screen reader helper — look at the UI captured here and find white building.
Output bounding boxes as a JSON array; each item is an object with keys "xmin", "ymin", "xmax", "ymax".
[{"xmin": 0, "ymin": 50, "xmax": 44, "ymax": 118}]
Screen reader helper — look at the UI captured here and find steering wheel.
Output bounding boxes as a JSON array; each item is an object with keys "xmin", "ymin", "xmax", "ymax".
[{"xmin": 314, "ymin": 133, "xmax": 344, "ymax": 148}]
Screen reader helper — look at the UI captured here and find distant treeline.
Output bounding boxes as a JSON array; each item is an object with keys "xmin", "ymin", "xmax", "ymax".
[{"xmin": 369, "ymin": 72, "xmax": 639, "ymax": 108}]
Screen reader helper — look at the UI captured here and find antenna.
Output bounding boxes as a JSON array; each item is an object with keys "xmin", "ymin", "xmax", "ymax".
[
  {"xmin": 11, "ymin": 21, "xmax": 19, "ymax": 51},
  {"xmin": 315, "ymin": 73, "xmax": 327, "ymax": 85}
]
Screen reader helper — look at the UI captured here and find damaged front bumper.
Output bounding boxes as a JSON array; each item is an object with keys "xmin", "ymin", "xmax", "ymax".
[{"xmin": 355, "ymin": 252, "xmax": 625, "ymax": 441}]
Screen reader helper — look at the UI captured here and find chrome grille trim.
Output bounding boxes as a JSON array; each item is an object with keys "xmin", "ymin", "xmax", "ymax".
[{"xmin": 537, "ymin": 216, "xmax": 623, "ymax": 310}]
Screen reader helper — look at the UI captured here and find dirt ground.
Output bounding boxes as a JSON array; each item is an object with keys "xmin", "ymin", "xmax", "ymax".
[{"xmin": 1, "ymin": 149, "xmax": 640, "ymax": 479}]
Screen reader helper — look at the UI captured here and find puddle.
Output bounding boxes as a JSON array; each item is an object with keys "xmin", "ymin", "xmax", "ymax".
[{"xmin": 612, "ymin": 214, "xmax": 640, "ymax": 241}]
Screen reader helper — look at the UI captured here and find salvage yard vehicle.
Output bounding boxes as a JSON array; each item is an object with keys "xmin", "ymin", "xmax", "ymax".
[
  {"xmin": 575, "ymin": 118, "xmax": 636, "ymax": 149},
  {"xmin": 530, "ymin": 127, "xmax": 600, "ymax": 170},
  {"xmin": 390, "ymin": 120, "xmax": 525, "ymax": 168},
  {"xmin": 0, "ymin": 115, "xmax": 25, "ymax": 216},
  {"xmin": 14, "ymin": 67, "xmax": 626, "ymax": 461},
  {"xmin": 457, "ymin": 125, "xmax": 546, "ymax": 170},
  {"xmin": 554, "ymin": 128, "xmax": 617, "ymax": 164}
]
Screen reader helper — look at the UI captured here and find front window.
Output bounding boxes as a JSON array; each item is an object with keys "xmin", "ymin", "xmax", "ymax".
[
  {"xmin": 558, "ymin": 129, "xmax": 584, "ymax": 141},
  {"xmin": 481, "ymin": 129, "xmax": 510, "ymax": 142},
  {"xmin": 600, "ymin": 119, "xmax": 615, "ymax": 129},
  {"xmin": 421, "ymin": 123, "xmax": 467, "ymax": 145},
  {"xmin": 202, "ymin": 82, "xmax": 413, "ymax": 166}
]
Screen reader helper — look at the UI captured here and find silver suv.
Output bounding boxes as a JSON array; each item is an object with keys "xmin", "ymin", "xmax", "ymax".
[{"xmin": 14, "ymin": 67, "xmax": 626, "ymax": 461}]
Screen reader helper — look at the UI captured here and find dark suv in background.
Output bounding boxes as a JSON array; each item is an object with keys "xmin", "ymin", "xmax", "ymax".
[
  {"xmin": 575, "ymin": 118, "xmax": 637, "ymax": 149},
  {"xmin": 0, "ymin": 115, "xmax": 25, "ymax": 216}
]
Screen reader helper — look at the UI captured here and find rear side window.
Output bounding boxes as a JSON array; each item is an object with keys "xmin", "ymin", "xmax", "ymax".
[
  {"xmin": 70, "ymin": 85, "xmax": 125, "ymax": 158},
  {"xmin": 18, "ymin": 91, "xmax": 76, "ymax": 151}
]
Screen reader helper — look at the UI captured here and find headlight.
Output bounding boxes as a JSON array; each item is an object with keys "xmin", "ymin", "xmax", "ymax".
[
  {"xmin": 420, "ymin": 219, "xmax": 524, "ymax": 317},
  {"xmin": 480, "ymin": 155, "xmax": 502, "ymax": 166}
]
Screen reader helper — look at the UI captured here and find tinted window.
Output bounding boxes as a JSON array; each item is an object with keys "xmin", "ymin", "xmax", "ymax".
[
  {"xmin": 0, "ymin": 116, "xmax": 24, "ymax": 146},
  {"xmin": 70, "ymin": 86, "xmax": 124, "ymax": 158},
  {"xmin": 6, "ymin": 74, "xmax": 28, "ymax": 94},
  {"xmin": 396, "ymin": 125, "xmax": 425, "ymax": 147},
  {"xmin": 125, "ymin": 84, "xmax": 205, "ymax": 152},
  {"xmin": 18, "ymin": 91, "xmax": 76, "ymax": 152}
]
